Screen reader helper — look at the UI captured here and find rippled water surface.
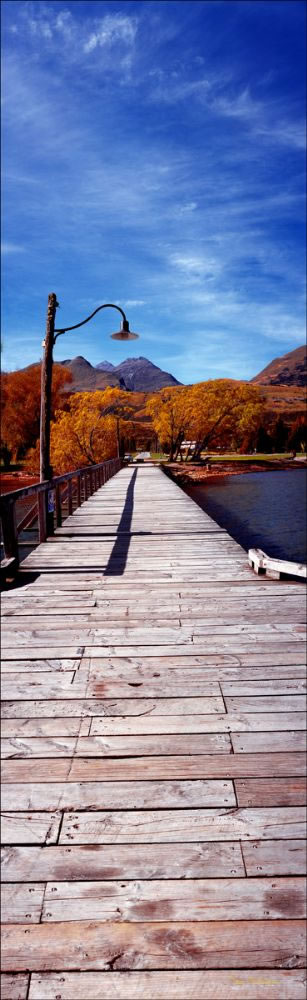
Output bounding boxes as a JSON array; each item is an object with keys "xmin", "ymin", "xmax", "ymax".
[{"xmin": 185, "ymin": 469, "xmax": 306, "ymax": 564}]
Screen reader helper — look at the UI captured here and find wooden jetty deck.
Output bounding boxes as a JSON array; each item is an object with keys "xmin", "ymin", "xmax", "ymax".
[{"xmin": 1, "ymin": 464, "xmax": 306, "ymax": 1000}]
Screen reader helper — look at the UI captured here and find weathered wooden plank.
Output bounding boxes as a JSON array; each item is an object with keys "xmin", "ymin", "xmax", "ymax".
[
  {"xmin": 222, "ymin": 679, "xmax": 306, "ymax": 695},
  {"xmin": 1, "ymin": 843, "xmax": 244, "ymax": 881},
  {"xmin": 225, "ymin": 696, "xmax": 306, "ymax": 713},
  {"xmin": 2, "ymin": 648, "xmax": 88, "ymax": 661},
  {"xmin": 1, "ymin": 812, "xmax": 61, "ymax": 845},
  {"xmin": 3, "ymin": 608, "xmax": 305, "ymax": 625},
  {"xmin": 0, "ymin": 733, "xmax": 232, "ymax": 758},
  {"xmin": 42, "ymin": 877, "xmax": 306, "ymax": 922},
  {"xmin": 2, "ymin": 598, "xmax": 96, "ymax": 609},
  {"xmin": 27, "ymin": 970, "xmax": 307, "ymax": 1000},
  {"xmin": 0, "ymin": 974, "xmax": 29, "ymax": 1000},
  {"xmin": 231, "ymin": 732, "xmax": 306, "ymax": 753},
  {"xmin": 0, "ymin": 697, "xmax": 225, "ymax": 717},
  {"xmin": 3, "ymin": 624, "xmax": 304, "ymax": 644},
  {"xmin": 1, "ymin": 659, "xmax": 81, "ymax": 674},
  {"xmin": 86, "ymin": 643, "xmax": 307, "ymax": 658},
  {"xmin": 2, "ymin": 919, "xmax": 305, "ymax": 970},
  {"xmin": 1, "ymin": 884, "xmax": 45, "ymax": 923},
  {"xmin": 86, "ymin": 676, "xmax": 304, "ymax": 700},
  {"xmin": 2, "ymin": 615, "xmax": 186, "ymax": 628},
  {"xmin": 242, "ymin": 840, "xmax": 306, "ymax": 875},
  {"xmin": 1, "ymin": 719, "xmax": 91, "ymax": 737},
  {"xmin": 2, "ymin": 605, "xmax": 97, "ymax": 617},
  {"xmin": 6, "ymin": 592, "xmax": 300, "ymax": 609},
  {"xmin": 1, "ymin": 779, "xmax": 236, "ymax": 811},
  {"xmin": 2, "ymin": 753, "xmax": 305, "ymax": 783},
  {"xmin": 3, "ymin": 643, "xmax": 305, "ymax": 660},
  {"xmin": 53, "ymin": 580, "xmax": 307, "ymax": 593},
  {"xmin": 89, "ymin": 712, "xmax": 306, "ymax": 736},
  {"xmin": 0, "ymin": 674, "xmax": 89, "ymax": 701},
  {"xmin": 235, "ymin": 778, "xmax": 307, "ymax": 806},
  {"xmin": 59, "ymin": 807, "xmax": 305, "ymax": 844}
]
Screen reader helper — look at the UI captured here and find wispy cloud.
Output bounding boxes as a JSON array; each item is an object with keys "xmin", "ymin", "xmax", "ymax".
[
  {"xmin": 11, "ymin": 3, "xmax": 139, "ymax": 76},
  {"xmin": 1, "ymin": 241, "xmax": 25, "ymax": 254},
  {"xmin": 123, "ymin": 300, "xmax": 146, "ymax": 308},
  {"xmin": 213, "ymin": 87, "xmax": 306, "ymax": 150},
  {"xmin": 84, "ymin": 13, "xmax": 137, "ymax": 54}
]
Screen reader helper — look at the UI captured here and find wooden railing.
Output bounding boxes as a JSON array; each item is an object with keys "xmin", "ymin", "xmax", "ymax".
[{"xmin": 0, "ymin": 457, "xmax": 122, "ymax": 577}]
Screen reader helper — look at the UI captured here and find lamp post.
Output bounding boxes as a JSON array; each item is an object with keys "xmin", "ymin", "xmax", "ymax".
[{"xmin": 40, "ymin": 293, "xmax": 139, "ymax": 485}]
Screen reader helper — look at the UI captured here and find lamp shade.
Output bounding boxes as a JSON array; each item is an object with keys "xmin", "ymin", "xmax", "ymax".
[{"xmin": 110, "ymin": 319, "xmax": 139, "ymax": 341}]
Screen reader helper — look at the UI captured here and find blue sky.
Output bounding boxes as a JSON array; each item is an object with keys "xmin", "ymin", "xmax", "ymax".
[{"xmin": 2, "ymin": 0, "xmax": 306, "ymax": 382}]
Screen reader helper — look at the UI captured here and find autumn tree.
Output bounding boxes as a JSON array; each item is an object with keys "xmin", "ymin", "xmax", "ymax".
[
  {"xmin": 46, "ymin": 388, "xmax": 134, "ymax": 474},
  {"xmin": 1, "ymin": 363, "xmax": 71, "ymax": 466},
  {"xmin": 146, "ymin": 386, "xmax": 190, "ymax": 460},
  {"xmin": 185, "ymin": 380, "xmax": 263, "ymax": 459}
]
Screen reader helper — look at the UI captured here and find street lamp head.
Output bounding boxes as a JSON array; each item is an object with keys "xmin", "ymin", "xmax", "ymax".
[{"xmin": 110, "ymin": 318, "xmax": 139, "ymax": 341}]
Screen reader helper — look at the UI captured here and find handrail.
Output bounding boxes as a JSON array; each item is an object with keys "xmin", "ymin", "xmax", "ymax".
[
  {"xmin": 0, "ymin": 458, "xmax": 119, "ymax": 502},
  {"xmin": 0, "ymin": 457, "xmax": 122, "ymax": 577}
]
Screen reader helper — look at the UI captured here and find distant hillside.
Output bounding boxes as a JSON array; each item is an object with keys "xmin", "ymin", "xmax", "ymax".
[
  {"xmin": 59, "ymin": 355, "xmax": 181, "ymax": 393},
  {"xmin": 96, "ymin": 356, "xmax": 181, "ymax": 392},
  {"xmin": 251, "ymin": 345, "xmax": 306, "ymax": 386}
]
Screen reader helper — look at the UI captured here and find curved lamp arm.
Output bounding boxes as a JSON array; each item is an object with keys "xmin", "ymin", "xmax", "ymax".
[{"xmin": 54, "ymin": 303, "xmax": 127, "ymax": 340}]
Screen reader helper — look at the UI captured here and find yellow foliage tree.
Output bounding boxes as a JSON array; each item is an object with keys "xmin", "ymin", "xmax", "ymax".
[
  {"xmin": 146, "ymin": 380, "xmax": 263, "ymax": 460},
  {"xmin": 49, "ymin": 387, "xmax": 134, "ymax": 473},
  {"xmin": 146, "ymin": 386, "xmax": 190, "ymax": 460},
  {"xmin": 186, "ymin": 380, "xmax": 263, "ymax": 458}
]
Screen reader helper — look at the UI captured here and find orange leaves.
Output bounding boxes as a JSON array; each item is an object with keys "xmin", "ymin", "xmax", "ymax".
[
  {"xmin": 186, "ymin": 380, "xmax": 263, "ymax": 454},
  {"xmin": 146, "ymin": 380, "xmax": 263, "ymax": 459},
  {"xmin": 50, "ymin": 388, "xmax": 134, "ymax": 473},
  {"xmin": 1, "ymin": 363, "xmax": 71, "ymax": 464},
  {"xmin": 146, "ymin": 387, "xmax": 190, "ymax": 459}
]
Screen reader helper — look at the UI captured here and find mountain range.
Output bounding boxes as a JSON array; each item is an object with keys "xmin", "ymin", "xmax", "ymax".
[
  {"xmin": 61, "ymin": 356, "xmax": 182, "ymax": 393},
  {"xmin": 60, "ymin": 344, "xmax": 306, "ymax": 393}
]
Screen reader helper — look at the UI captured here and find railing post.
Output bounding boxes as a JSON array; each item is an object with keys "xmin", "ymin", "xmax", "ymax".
[
  {"xmin": 67, "ymin": 478, "xmax": 73, "ymax": 515},
  {"xmin": 77, "ymin": 473, "xmax": 81, "ymax": 508},
  {"xmin": 55, "ymin": 484, "xmax": 62, "ymax": 527},
  {"xmin": 0, "ymin": 498, "xmax": 19, "ymax": 568},
  {"xmin": 38, "ymin": 489, "xmax": 47, "ymax": 543}
]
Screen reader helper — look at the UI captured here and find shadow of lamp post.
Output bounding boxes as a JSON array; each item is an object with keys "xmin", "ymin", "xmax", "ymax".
[{"xmin": 40, "ymin": 292, "xmax": 139, "ymax": 530}]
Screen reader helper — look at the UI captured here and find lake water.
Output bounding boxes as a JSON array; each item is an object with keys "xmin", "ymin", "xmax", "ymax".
[{"xmin": 185, "ymin": 469, "xmax": 307, "ymax": 564}]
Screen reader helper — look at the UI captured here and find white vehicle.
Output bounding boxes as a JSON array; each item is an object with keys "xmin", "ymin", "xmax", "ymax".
[{"xmin": 134, "ymin": 451, "xmax": 151, "ymax": 462}]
